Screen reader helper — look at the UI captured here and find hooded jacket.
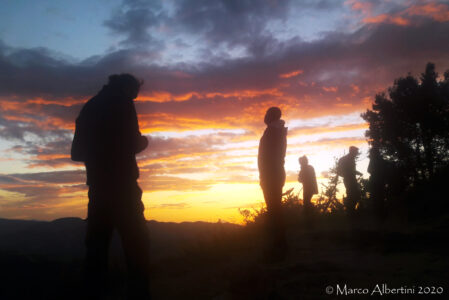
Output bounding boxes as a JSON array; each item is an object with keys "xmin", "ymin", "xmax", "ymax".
[
  {"xmin": 258, "ymin": 119, "xmax": 287, "ymax": 187},
  {"xmin": 71, "ymin": 85, "xmax": 147, "ymax": 185}
]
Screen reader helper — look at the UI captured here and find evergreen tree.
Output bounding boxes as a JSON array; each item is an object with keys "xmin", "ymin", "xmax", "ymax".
[
  {"xmin": 362, "ymin": 63, "xmax": 449, "ymax": 186},
  {"xmin": 362, "ymin": 63, "xmax": 449, "ymax": 218}
]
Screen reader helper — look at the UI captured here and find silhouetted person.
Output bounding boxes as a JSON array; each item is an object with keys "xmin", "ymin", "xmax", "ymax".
[
  {"xmin": 298, "ymin": 155, "xmax": 318, "ymax": 213},
  {"xmin": 71, "ymin": 74, "xmax": 151, "ymax": 299},
  {"xmin": 367, "ymin": 147, "xmax": 388, "ymax": 220},
  {"xmin": 258, "ymin": 107, "xmax": 288, "ymax": 259},
  {"xmin": 337, "ymin": 146, "xmax": 362, "ymax": 216}
]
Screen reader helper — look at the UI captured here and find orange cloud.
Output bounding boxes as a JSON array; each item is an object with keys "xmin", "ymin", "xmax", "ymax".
[
  {"xmin": 171, "ymin": 71, "xmax": 193, "ymax": 79},
  {"xmin": 205, "ymin": 88, "xmax": 282, "ymax": 99},
  {"xmin": 138, "ymin": 113, "xmax": 234, "ymax": 133},
  {"xmin": 336, "ymin": 103, "xmax": 353, "ymax": 107},
  {"xmin": 406, "ymin": 3, "xmax": 449, "ymax": 22},
  {"xmin": 3, "ymin": 114, "xmax": 37, "ymax": 124},
  {"xmin": 289, "ymin": 123, "xmax": 368, "ymax": 137},
  {"xmin": 322, "ymin": 86, "xmax": 338, "ymax": 92},
  {"xmin": 26, "ymin": 97, "xmax": 85, "ymax": 106},
  {"xmin": 137, "ymin": 88, "xmax": 282, "ymax": 103},
  {"xmin": 291, "ymin": 136, "xmax": 366, "ymax": 149},
  {"xmin": 363, "ymin": 14, "xmax": 410, "ymax": 26},
  {"xmin": 136, "ymin": 94, "xmax": 370, "ymax": 135},
  {"xmin": 280, "ymin": 69, "xmax": 304, "ymax": 79},
  {"xmin": 347, "ymin": 0, "xmax": 373, "ymax": 15},
  {"xmin": 137, "ymin": 91, "xmax": 202, "ymax": 102},
  {"xmin": 351, "ymin": 84, "xmax": 360, "ymax": 93},
  {"xmin": 3, "ymin": 112, "xmax": 74, "ymax": 131},
  {"xmin": 33, "ymin": 154, "xmax": 71, "ymax": 161},
  {"xmin": 358, "ymin": 2, "xmax": 449, "ymax": 26}
]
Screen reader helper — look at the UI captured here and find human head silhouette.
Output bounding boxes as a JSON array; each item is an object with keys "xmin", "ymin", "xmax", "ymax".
[
  {"xmin": 108, "ymin": 73, "xmax": 143, "ymax": 100},
  {"xmin": 299, "ymin": 155, "xmax": 308, "ymax": 167},
  {"xmin": 264, "ymin": 107, "xmax": 282, "ymax": 125},
  {"xmin": 349, "ymin": 146, "xmax": 359, "ymax": 157}
]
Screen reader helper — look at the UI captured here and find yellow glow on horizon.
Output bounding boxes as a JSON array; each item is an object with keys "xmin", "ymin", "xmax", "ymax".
[
  {"xmin": 0, "ymin": 108, "xmax": 370, "ymax": 223},
  {"xmin": 143, "ymin": 183, "xmax": 264, "ymax": 224}
]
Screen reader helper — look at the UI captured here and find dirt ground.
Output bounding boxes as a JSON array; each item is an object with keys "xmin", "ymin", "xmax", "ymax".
[{"xmin": 0, "ymin": 215, "xmax": 448, "ymax": 299}]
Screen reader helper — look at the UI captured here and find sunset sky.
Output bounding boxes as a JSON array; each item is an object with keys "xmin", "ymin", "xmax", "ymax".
[{"xmin": 1, "ymin": 0, "xmax": 449, "ymax": 223}]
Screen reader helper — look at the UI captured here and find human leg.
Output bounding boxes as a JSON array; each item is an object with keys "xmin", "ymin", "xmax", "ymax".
[
  {"xmin": 303, "ymin": 191, "xmax": 313, "ymax": 212},
  {"xmin": 262, "ymin": 184, "xmax": 287, "ymax": 259},
  {"xmin": 85, "ymin": 186, "xmax": 114, "ymax": 298},
  {"xmin": 343, "ymin": 177, "xmax": 358, "ymax": 216},
  {"xmin": 116, "ymin": 183, "xmax": 151, "ymax": 299}
]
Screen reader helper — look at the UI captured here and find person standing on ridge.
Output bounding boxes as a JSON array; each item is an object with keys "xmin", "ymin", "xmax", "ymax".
[
  {"xmin": 298, "ymin": 155, "xmax": 318, "ymax": 214},
  {"xmin": 337, "ymin": 146, "xmax": 362, "ymax": 217},
  {"xmin": 258, "ymin": 106, "xmax": 288, "ymax": 259},
  {"xmin": 71, "ymin": 74, "xmax": 151, "ymax": 299}
]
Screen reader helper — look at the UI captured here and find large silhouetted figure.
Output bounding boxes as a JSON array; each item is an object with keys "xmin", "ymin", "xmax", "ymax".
[
  {"xmin": 258, "ymin": 107, "xmax": 288, "ymax": 259},
  {"xmin": 298, "ymin": 155, "xmax": 318, "ymax": 213},
  {"xmin": 71, "ymin": 74, "xmax": 150, "ymax": 299},
  {"xmin": 337, "ymin": 146, "xmax": 362, "ymax": 216}
]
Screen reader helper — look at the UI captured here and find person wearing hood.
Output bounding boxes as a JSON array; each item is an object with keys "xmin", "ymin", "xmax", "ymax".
[
  {"xmin": 71, "ymin": 74, "xmax": 151, "ymax": 299},
  {"xmin": 298, "ymin": 155, "xmax": 318, "ymax": 213},
  {"xmin": 258, "ymin": 106, "xmax": 288, "ymax": 258}
]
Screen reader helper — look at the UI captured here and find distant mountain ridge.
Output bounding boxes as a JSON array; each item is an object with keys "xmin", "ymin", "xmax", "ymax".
[{"xmin": 0, "ymin": 217, "xmax": 241, "ymax": 261}]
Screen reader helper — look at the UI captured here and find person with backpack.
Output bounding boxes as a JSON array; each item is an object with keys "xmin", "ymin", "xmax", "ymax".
[
  {"xmin": 298, "ymin": 155, "xmax": 318, "ymax": 213},
  {"xmin": 71, "ymin": 74, "xmax": 151, "ymax": 299},
  {"xmin": 337, "ymin": 146, "xmax": 362, "ymax": 216}
]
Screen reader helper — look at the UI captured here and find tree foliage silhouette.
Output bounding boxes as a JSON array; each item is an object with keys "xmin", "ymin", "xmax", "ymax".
[
  {"xmin": 362, "ymin": 63, "xmax": 449, "ymax": 218},
  {"xmin": 362, "ymin": 62, "xmax": 449, "ymax": 186}
]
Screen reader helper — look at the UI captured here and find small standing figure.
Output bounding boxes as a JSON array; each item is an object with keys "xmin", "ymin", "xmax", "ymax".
[
  {"xmin": 337, "ymin": 146, "xmax": 363, "ymax": 216},
  {"xmin": 298, "ymin": 155, "xmax": 318, "ymax": 212}
]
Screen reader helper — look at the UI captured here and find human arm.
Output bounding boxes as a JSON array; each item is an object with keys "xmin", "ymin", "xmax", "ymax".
[
  {"xmin": 298, "ymin": 170, "xmax": 304, "ymax": 183},
  {"xmin": 71, "ymin": 110, "xmax": 87, "ymax": 162},
  {"xmin": 136, "ymin": 135, "xmax": 148, "ymax": 153},
  {"xmin": 123, "ymin": 100, "xmax": 148, "ymax": 154},
  {"xmin": 311, "ymin": 166, "xmax": 319, "ymax": 194}
]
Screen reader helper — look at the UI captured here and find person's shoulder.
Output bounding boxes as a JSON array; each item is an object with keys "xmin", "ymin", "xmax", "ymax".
[
  {"xmin": 84, "ymin": 90, "xmax": 105, "ymax": 107},
  {"xmin": 78, "ymin": 95, "xmax": 95, "ymax": 115},
  {"xmin": 261, "ymin": 126, "xmax": 271, "ymax": 137},
  {"xmin": 340, "ymin": 154, "xmax": 350, "ymax": 162},
  {"xmin": 265, "ymin": 125, "xmax": 284, "ymax": 136}
]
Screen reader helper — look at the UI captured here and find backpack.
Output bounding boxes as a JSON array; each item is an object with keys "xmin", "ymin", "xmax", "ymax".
[
  {"xmin": 336, "ymin": 156, "xmax": 346, "ymax": 177},
  {"xmin": 71, "ymin": 116, "xmax": 87, "ymax": 162}
]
